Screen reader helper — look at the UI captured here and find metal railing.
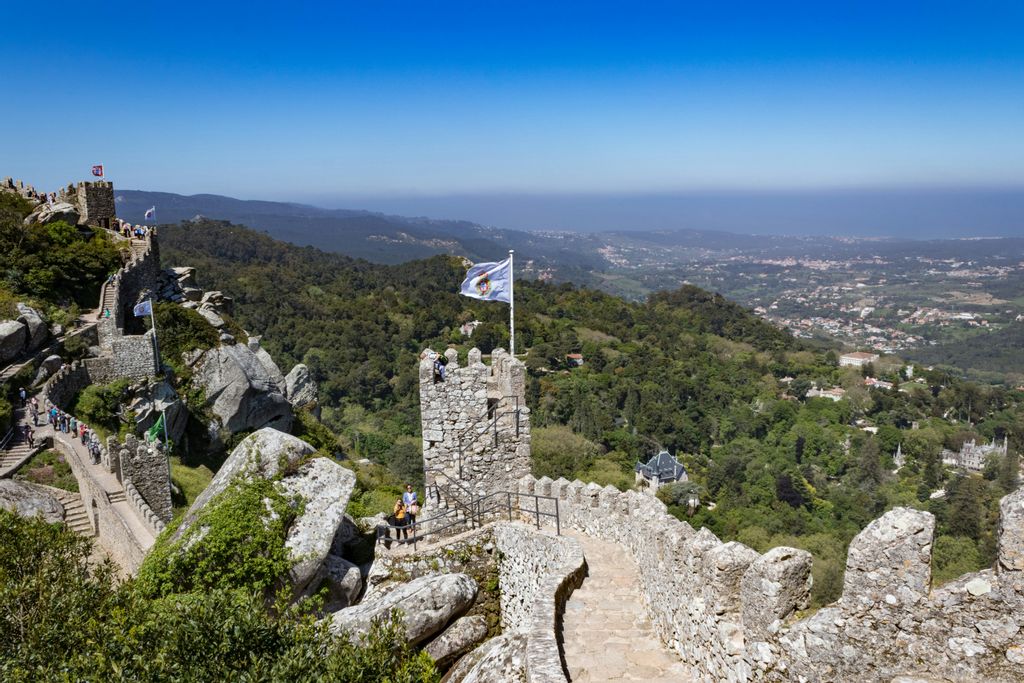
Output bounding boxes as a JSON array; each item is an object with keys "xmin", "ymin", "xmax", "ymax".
[
  {"xmin": 0, "ymin": 426, "xmax": 14, "ymax": 451},
  {"xmin": 376, "ymin": 477, "xmax": 560, "ymax": 551}
]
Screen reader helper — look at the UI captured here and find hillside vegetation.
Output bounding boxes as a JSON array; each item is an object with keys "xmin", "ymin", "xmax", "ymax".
[{"xmin": 160, "ymin": 219, "xmax": 1022, "ymax": 605}]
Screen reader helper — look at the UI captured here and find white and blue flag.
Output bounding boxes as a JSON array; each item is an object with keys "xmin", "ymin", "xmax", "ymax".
[
  {"xmin": 460, "ymin": 258, "xmax": 511, "ymax": 302},
  {"xmin": 133, "ymin": 300, "xmax": 153, "ymax": 317},
  {"xmin": 144, "ymin": 206, "xmax": 156, "ymax": 220}
]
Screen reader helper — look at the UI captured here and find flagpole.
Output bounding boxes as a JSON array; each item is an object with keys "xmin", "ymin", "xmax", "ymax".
[
  {"xmin": 509, "ymin": 250, "xmax": 515, "ymax": 356},
  {"xmin": 148, "ymin": 298, "xmax": 160, "ymax": 374}
]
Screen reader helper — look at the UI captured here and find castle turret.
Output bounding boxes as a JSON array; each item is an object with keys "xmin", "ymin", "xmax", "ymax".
[{"xmin": 419, "ymin": 347, "xmax": 531, "ymax": 498}]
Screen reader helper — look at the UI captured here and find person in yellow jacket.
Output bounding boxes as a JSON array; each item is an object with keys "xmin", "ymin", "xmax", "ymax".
[{"xmin": 393, "ymin": 499, "xmax": 410, "ymax": 540}]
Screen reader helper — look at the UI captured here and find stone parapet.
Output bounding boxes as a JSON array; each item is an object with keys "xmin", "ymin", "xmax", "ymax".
[
  {"xmin": 492, "ymin": 523, "xmax": 586, "ymax": 683},
  {"xmin": 124, "ymin": 480, "xmax": 167, "ymax": 536},
  {"xmin": 517, "ymin": 474, "xmax": 1024, "ymax": 682},
  {"xmin": 52, "ymin": 432, "xmax": 153, "ymax": 574}
]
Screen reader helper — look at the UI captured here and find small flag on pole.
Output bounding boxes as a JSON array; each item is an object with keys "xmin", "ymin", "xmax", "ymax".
[
  {"xmin": 144, "ymin": 206, "xmax": 156, "ymax": 220},
  {"xmin": 146, "ymin": 412, "xmax": 165, "ymax": 443},
  {"xmin": 460, "ymin": 258, "xmax": 512, "ymax": 303},
  {"xmin": 133, "ymin": 300, "xmax": 153, "ymax": 317},
  {"xmin": 91, "ymin": 164, "xmax": 104, "ymax": 177}
]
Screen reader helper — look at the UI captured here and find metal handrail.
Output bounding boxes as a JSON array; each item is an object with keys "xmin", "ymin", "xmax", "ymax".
[
  {"xmin": 376, "ymin": 484, "xmax": 561, "ymax": 551},
  {"xmin": 0, "ymin": 426, "xmax": 14, "ymax": 451}
]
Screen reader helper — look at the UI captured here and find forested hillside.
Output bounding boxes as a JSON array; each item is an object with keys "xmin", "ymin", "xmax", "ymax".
[{"xmin": 161, "ymin": 219, "xmax": 1022, "ymax": 605}]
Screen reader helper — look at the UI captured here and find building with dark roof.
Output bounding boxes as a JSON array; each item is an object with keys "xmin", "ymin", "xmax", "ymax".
[{"xmin": 635, "ymin": 450, "xmax": 687, "ymax": 494}]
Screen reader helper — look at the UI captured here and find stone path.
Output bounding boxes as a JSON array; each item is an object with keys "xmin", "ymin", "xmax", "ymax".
[
  {"xmin": 10, "ymin": 389, "xmax": 155, "ymax": 549},
  {"xmin": 562, "ymin": 532, "xmax": 690, "ymax": 682}
]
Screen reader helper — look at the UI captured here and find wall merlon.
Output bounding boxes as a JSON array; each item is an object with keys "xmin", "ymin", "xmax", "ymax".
[
  {"xmin": 997, "ymin": 487, "xmax": 1024, "ymax": 572},
  {"xmin": 841, "ymin": 507, "xmax": 934, "ymax": 609}
]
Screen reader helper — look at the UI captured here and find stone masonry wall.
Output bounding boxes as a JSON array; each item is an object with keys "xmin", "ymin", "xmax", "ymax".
[
  {"xmin": 53, "ymin": 432, "xmax": 151, "ymax": 573},
  {"xmin": 42, "ymin": 361, "xmax": 91, "ymax": 410},
  {"xmin": 518, "ymin": 474, "xmax": 1024, "ymax": 683},
  {"xmin": 492, "ymin": 523, "xmax": 586, "ymax": 683},
  {"xmin": 419, "ymin": 347, "xmax": 531, "ymax": 498},
  {"xmin": 75, "ymin": 181, "xmax": 115, "ymax": 228},
  {"xmin": 110, "ymin": 434, "xmax": 173, "ymax": 524},
  {"xmin": 124, "ymin": 480, "xmax": 168, "ymax": 536},
  {"xmin": 369, "ymin": 522, "xmax": 584, "ymax": 683}
]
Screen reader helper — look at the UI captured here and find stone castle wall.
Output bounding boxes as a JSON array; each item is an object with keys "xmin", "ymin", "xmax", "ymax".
[
  {"xmin": 518, "ymin": 474, "xmax": 1024, "ymax": 683},
  {"xmin": 419, "ymin": 347, "xmax": 531, "ymax": 497},
  {"xmin": 109, "ymin": 434, "xmax": 173, "ymax": 525},
  {"xmin": 492, "ymin": 523, "xmax": 587, "ymax": 683},
  {"xmin": 52, "ymin": 431, "xmax": 153, "ymax": 573}
]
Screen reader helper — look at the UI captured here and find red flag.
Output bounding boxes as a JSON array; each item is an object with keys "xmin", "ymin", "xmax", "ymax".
[{"xmin": 91, "ymin": 164, "xmax": 104, "ymax": 177}]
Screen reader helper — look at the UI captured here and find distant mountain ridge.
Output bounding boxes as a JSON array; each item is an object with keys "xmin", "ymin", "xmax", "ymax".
[{"xmin": 116, "ymin": 189, "xmax": 500, "ymax": 264}]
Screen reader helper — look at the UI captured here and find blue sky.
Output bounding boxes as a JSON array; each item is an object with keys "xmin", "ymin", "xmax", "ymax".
[{"xmin": 3, "ymin": 1, "xmax": 1023, "ymax": 221}]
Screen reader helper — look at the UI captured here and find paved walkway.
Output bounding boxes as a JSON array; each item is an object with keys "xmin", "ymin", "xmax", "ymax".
[
  {"xmin": 15, "ymin": 390, "xmax": 154, "ymax": 549},
  {"xmin": 562, "ymin": 532, "xmax": 690, "ymax": 682}
]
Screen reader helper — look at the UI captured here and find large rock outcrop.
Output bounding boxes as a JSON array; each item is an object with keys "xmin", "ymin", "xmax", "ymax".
[
  {"xmin": 191, "ymin": 343, "xmax": 293, "ymax": 436},
  {"xmin": 328, "ymin": 573, "xmax": 478, "ymax": 645},
  {"xmin": 175, "ymin": 428, "xmax": 315, "ymax": 537},
  {"xmin": 285, "ymin": 363, "xmax": 318, "ymax": 408},
  {"xmin": 324, "ymin": 555, "xmax": 364, "ymax": 610},
  {"xmin": 424, "ymin": 615, "xmax": 489, "ymax": 668},
  {"xmin": 15, "ymin": 303, "xmax": 47, "ymax": 351},
  {"xmin": 0, "ymin": 319, "xmax": 27, "ymax": 364},
  {"xmin": 443, "ymin": 632, "xmax": 528, "ymax": 683},
  {"xmin": 172, "ymin": 429, "xmax": 355, "ymax": 596},
  {"xmin": 0, "ymin": 480, "xmax": 64, "ymax": 524},
  {"xmin": 24, "ymin": 201, "xmax": 80, "ymax": 227},
  {"xmin": 279, "ymin": 457, "xmax": 357, "ymax": 595},
  {"xmin": 129, "ymin": 379, "xmax": 188, "ymax": 445}
]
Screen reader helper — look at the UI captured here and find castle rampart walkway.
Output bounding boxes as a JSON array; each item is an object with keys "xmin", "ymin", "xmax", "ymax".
[{"xmin": 562, "ymin": 530, "xmax": 690, "ymax": 682}]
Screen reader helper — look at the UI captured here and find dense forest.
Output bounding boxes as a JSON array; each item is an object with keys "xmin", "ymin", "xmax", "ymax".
[{"xmin": 162, "ymin": 219, "xmax": 1023, "ymax": 606}]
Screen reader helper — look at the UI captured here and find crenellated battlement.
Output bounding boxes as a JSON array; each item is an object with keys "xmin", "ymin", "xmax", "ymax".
[
  {"xmin": 517, "ymin": 473, "xmax": 1024, "ymax": 682},
  {"xmin": 419, "ymin": 347, "xmax": 531, "ymax": 497}
]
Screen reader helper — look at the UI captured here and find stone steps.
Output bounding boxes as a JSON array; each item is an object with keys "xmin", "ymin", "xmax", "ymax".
[
  {"xmin": 54, "ymin": 490, "xmax": 95, "ymax": 537},
  {"xmin": 107, "ymin": 490, "xmax": 126, "ymax": 504},
  {"xmin": 561, "ymin": 532, "xmax": 691, "ymax": 683},
  {"xmin": 0, "ymin": 444, "xmax": 42, "ymax": 476}
]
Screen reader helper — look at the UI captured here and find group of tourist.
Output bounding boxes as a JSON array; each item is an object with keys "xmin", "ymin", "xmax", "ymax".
[
  {"xmin": 113, "ymin": 217, "xmax": 154, "ymax": 240},
  {"xmin": 377, "ymin": 484, "xmax": 421, "ymax": 546},
  {"xmin": 42, "ymin": 400, "xmax": 104, "ymax": 464}
]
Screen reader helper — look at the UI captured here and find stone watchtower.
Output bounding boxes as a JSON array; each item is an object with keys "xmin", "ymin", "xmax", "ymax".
[
  {"xmin": 57, "ymin": 180, "xmax": 116, "ymax": 229},
  {"xmin": 419, "ymin": 347, "xmax": 531, "ymax": 499}
]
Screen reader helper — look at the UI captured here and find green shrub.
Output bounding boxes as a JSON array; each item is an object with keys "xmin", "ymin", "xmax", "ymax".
[
  {"xmin": 0, "ymin": 510, "xmax": 438, "ymax": 682},
  {"xmin": 71, "ymin": 378, "xmax": 131, "ymax": 438},
  {"xmin": 150, "ymin": 302, "xmax": 220, "ymax": 374},
  {"xmin": 14, "ymin": 450, "xmax": 78, "ymax": 492},
  {"xmin": 137, "ymin": 477, "xmax": 302, "ymax": 598}
]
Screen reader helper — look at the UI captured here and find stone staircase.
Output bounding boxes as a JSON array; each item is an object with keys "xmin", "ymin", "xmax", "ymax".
[
  {"xmin": 54, "ymin": 488, "xmax": 95, "ymax": 537},
  {"xmin": 562, "ymin": 532, "xmax": 691, "ymax": 683},
  {"xmin": 0, "ymin": 404, "xmax": 43, "ymax": 477},
  {"xmin": 107, "ymin": 490, "xmax": 126, "ymax": 504},
  {"xmin": 100, "ymin": 280, "xmax": 117, "ymax": 315},
  {"xmin": 0, "ymin": 441, "xmax": 41, "ymax": 476},
  {"xmin": 129, "ymin": 238, "xmax": 148, "ymax": 261}
]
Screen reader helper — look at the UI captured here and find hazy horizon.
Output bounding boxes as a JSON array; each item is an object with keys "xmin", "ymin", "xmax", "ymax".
[{"xmin": 114, "ymin": 185, "xmax": 1024, "ymax": 240}]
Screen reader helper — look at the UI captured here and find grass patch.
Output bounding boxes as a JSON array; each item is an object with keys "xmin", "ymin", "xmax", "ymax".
[
  {"xmin": 15, "ymin": 449, "xmax": 78, "ymax": 492},
  {"xmin": 169, "ymin": 456, "xmax": 214, "ymax": 513}
]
